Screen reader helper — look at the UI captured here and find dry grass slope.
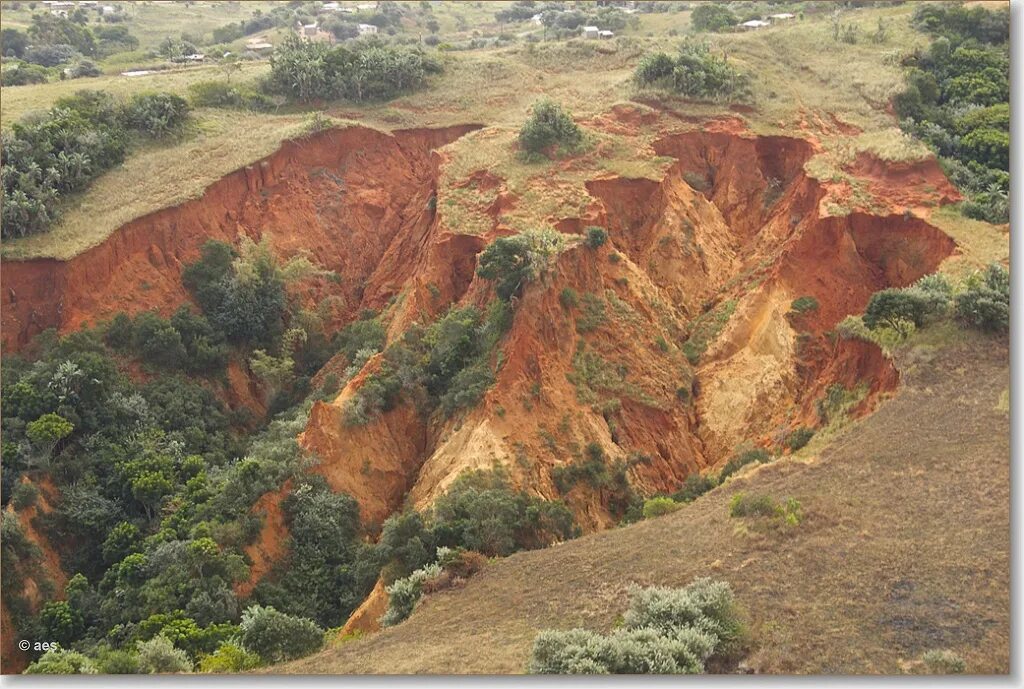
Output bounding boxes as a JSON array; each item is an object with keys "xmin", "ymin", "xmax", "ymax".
[{"xmin": 278, "ymin": 337, "xmax": 1009, "ymax": 675}]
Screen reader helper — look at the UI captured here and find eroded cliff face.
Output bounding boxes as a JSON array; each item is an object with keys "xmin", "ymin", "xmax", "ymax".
[
  {"xmin": 1, "ymin": 119, "xmax": 960, "ymax": 604},
  {"xmin": 300, "ymin": 126, "xmax": 958, "ymax": 537},
  {"xmin": 1, "ymin": 124, "xmax": 480, "ymax": 352}
]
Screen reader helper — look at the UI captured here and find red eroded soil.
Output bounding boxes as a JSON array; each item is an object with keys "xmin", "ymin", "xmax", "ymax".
[
  {"xmin": 0, "ymin": 119, "xmax": 962, "ymax": 625},
  {"xmin": 1, "ymin": 124, "xmax": 480, "ymax": 353},
  {"xmin": 845, "ymin": 151, "xmax": 962, "ymax": 215},
  {"xmin": 2, "ymin": 476, "xmax": 68, "ymax": 674}
]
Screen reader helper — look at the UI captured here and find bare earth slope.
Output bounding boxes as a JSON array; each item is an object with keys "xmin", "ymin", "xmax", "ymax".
[{"xmin": 280, "ymin": 338, "xmax": 1009, "ymax": 675}]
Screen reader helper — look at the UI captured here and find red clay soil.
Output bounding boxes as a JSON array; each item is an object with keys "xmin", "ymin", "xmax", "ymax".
[
  {"xmin": 845, "ymin": 151, "xmax": 962, "ymax": 215},
  {"xmin": 0, "ymin": 124, "xmax": 480, "ymax": 353},
  {"xmin": 2, "ymin": 476, "xmax": 69, "ymax": 674},
  {"xmin": 0, "ymin": 120, "xmax": 964, "ymax": 624}
]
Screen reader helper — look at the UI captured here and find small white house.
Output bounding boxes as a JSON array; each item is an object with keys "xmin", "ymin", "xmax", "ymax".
[
  {"xmin": 581, "ymin": 25, "xmax": 600, "ymax": 39},
  {"xmin": 598, "ymin": 30, "xmax": 614, "ymax": 39},
  {"xmin": 740, "ymin": 19, "xmax": 770, "ymax": 30},
  {"xmin": 101, "ymin": 5, "xmax": 116, "ymax": 14},
  {"xmin": 357, "ymin": 23, "xmax": 379, "ymax": 35}
]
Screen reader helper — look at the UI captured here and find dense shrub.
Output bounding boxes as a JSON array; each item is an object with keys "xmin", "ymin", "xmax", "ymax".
[
  {"xmin": 136, "ymin": 635, "xmax": 193, "ymax": 674},
  {"xmin": 635, "ymin": 42, "xmax": 749, "ymax": 101},
  {"xmin": 121, "ymin": 92, "xmax": 190, "ymax": 137},
  {"xmin": 585, "ymin": 226, "xmax": 608, "ymax": 249},
  {"xmin": 381, "ymin": 562, "xmax": 439, "ymax": 626},
  {"xmin": 863, "ymin": 288, "xmax": 929, "ymax": 336},
  {"xmin": 789, "ymin": 296, "xmax": 819, "ymax": 314},
  {"xmin": 955, "ymin": 263, "xmax": 1009, "ymax": 333},
  {"xmin": 431, "ymin": 469, "xmax": 575, "ymax": 556},
  {"xmin": 784, "ymin": 427, "xmax": 814, "ymax": 452},
  {"xmin": 238, "ymin": 605, "xmax": 323, "ymax": 663},
  {"xmin": 690, "ymin": 4, "xmax": 738, "ymax": 32},
  {"xmin": 1, "ymin": 89, "xmax": 190, "ymax": 239},
  {"xmin": 671, "ymin": 473, "xmax": 716, "ymax": 503},
  {"xmin": 642, "ymin": 496, "xmax": 682, "ymax": 519},
  {"xmin": 729, "ymin": 493, "xmax": 802, "ymax": 526},
  {"xmin": 529, "ymin": 578, "xmax": 743, "ymax": 674},
  {"xmin": 896, "ymin": 4, "xmax": 1009, "ymax": 222},
  {"xmin": 198, "ymin": 642, "xmax": 262, "ymax": 673},
  {"xmin": 269, "ymin": 34, "xmax": 439, "ymax": 103},
  {"xmin": 477, "ymin": 229, "xmax": 566, "ymax": 301},
  {"xmin": 25, "ymin": 648, "xmax": 99, "ymax": 675},
  {"xmin": 518, "ymin": 99, "xmax": 585, "ymax": 158},
  {"xmin": 1, "ymin": 62, "xmax": 50, "ymax": 86}
]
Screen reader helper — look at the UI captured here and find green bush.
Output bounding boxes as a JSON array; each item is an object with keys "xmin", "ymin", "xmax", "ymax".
[
  {"xmin": 690, "ymin": 4, "xmax": 738, "ymax": 32},
  {"xmin": 789, "ymin": 296, "xmax": 819, "ymax": 314},
  {"xmin": 671, "ymin": 473, "xmax": 716, "ymax": 503},
  {"xmin": 518, "ymin": 99, "xmax": 585, "ymax": 158},
  {"xmin": 1, "ymin": 89, "xmax": 189, "ymax": 239},
  {"xmin": 1, "ymin": 62, "xmax": 50, "ymax": 86},
  {"xmin": 431, "ymin": 469, "xmax": 575, "ymax": 556},
  {"xmin": 381, "ymin": 562, "xmax": 439, "ymax": 627},
  {"xmin": 863, "ymin": 288, "xmax": 929, "ymax": 336},
  {"xmin": 269, "ymin": 34, "xmax": 438, "ymax": 103},
  {"xmin": 729, "ymin": 493, "xmax": 802, "ymax": 526},
  {"xmin": 121, "ymin": 92, "xmax": 190, "ymax": 137},
  {"xmin": 955, "ymin": 263, "xmax": 1009, "ymax": 333},
  {"xmin": 136, "ymin": 635, "xmax": 193, "ymax": 673},
  {"xmin": 784, "ymin": 427, "xmax": 814, "ymax": 452},
  {"xmin": 560, "ymin": 287, "xmax": 579, "ymax": 310},
  {"xmin": 238, "ymin": 605, "xmax": 323, "ymax": 664},
  {"xmin": 529, "ymin": 578, "xmax": 743, "ymax": 674},
  {"xmin": 25, "ymin": 648, "xmax": 99, "ymax": 675},
  {"xmin": 642, "ymin": 496, "xmax": 681, "ymax": 519},
  {"xmin": 198, "ymin": 642, "xmax": 262, "ymax": 673},
  {"xmin": 634, "ymin": 42, "xmax": 749, "ymax": 101},
  {"xmin": 585, "ymin": 226, "xmax": 608, "ymax": 249}
]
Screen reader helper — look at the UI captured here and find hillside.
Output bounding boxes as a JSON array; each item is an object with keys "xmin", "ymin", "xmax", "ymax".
[
  {"xmin": 281, "ymin": 336, "xmax": 1010, "ymax": 674},
  {"xmin": 0, "ymin": 0, "xmax": 1009, "ymax": 677}
]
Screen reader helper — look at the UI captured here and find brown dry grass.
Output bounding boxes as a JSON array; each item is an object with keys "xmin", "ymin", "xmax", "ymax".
[
  {"xmin": 277, "ymin": 336, "xmax": 1009, "ymax": 674},
  {"xmin": 0, "ymin": 4, "xmax": 1007, "ymax": 272}
]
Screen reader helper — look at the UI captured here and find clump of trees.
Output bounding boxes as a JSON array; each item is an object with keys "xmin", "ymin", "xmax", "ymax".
[
  {"xmin": 268, "ymin": 34, "xmax": 441, "ymax": 103},
  {"xmin": 634, "ymin": 42, "xmax": 750, "ymax": 101},
  {"xmin": 1, "ymin": 90, "xmax": 190, "ymax": 239},
  {"xmin": 858, "ymin": 266, "xmax": 1008, "ymax": 338},
  {"xmin": 895, "ymin": 3, "xmax": 1009, "ymax": 222},
  {"xmin": 530, "ymin": 578, "xmax": 745, "ymax": 674}
]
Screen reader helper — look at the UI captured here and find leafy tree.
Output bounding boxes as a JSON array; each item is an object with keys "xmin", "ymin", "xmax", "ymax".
[
  {"xmin": 518, "ymin": 99, "xmax": 584, "ymax": 158},
  {"xmin": 1, "ymin": 28, "xmax": 29, "ymax": 58},
  {"xmin": 863, "ymin": 288, "xmax": 929, "ymax": 336},
  {"xmin": 431, "ymin": 469, "xmax": 575, "ymax": 556},
  {"xmin": 690, "ymin": 4, "xmax": 738, "ymax": 32}
]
